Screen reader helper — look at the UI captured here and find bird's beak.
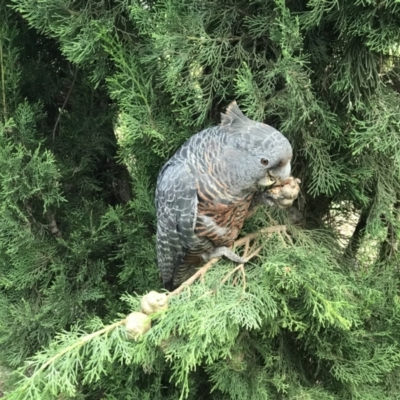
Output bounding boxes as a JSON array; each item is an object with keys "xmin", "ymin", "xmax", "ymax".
[
  {"xmin": 257, "ymin": 174, "xmax": 276, "ymax": 186},
  {"xmin": 269, "ymin": 161, "xmax": 291, "ymax": 182},
  {"xmin": 258, "ymin": 162, "xmax": 291, "ymax": 186}
]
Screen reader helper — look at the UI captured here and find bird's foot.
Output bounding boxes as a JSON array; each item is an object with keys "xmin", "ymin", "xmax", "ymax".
[
  {"xmin": 202, "ymin": 246, "xmax": 246, "ymax": 264},
  {"xmin": 168, "ymin": 227, "xmax": 287, "ymax": 296}
]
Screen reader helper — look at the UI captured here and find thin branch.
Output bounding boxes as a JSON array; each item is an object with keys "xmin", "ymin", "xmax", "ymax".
[
  {"xmin": 220, "ymin": 264, "xmax": 244, "ymax": 286},
  {"xmin": 186, "ymin": 36, "xmax": 243, "ymax": 42},
  {"xmin": 0, "ymin": 39, "xmax": 7, "ymax": 121},
  {"xmin": 234, "ymin": 225, "xmax": 287, "ymax": 246},
  {"xmin": 18, "ymin": 320, "xmax": 126, "ymax": 393},
  {"xmin": 245, "ymin": 246, "xmax": 262, "ymax": 260},
  {"xmin": 239, "ymin": 265, "xmax": 246, "ymax": 291},
  {"xmin": 167, "ymin": 258, "xmax": 220, "ymax": 297},
  {"xmin": 52, "ymin": 67, "xmax": 78, "ymax": 141}
]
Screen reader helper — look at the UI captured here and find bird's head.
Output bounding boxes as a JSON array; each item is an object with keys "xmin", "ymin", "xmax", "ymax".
[{"xmin": 220, "ymin": 102, "xmax": 293, "ymax": 189}]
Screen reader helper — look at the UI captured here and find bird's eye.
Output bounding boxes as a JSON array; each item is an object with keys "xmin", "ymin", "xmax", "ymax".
[{"xmin": 261, "ymin": 158, "xmax": 269, "ymax": 166}]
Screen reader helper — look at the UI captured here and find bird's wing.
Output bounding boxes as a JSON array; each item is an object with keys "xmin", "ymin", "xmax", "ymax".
[{"xmin": 156, "ymin": 161, "xmax": 199, "ymax": 289}]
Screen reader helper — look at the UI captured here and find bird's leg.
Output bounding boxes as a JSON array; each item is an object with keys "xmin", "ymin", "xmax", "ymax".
[
  {"xmin": 169, "ymin": 226, "xmax": 288, "ymax": 296},
  {"xmin": 202, "ymin": 246, "xmax": 246, "ymax": 264}
]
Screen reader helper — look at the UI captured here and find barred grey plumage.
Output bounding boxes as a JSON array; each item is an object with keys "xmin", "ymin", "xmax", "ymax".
[{"xmin": 156, "ymin": 102, "xmax": 293, "ymax": 290}]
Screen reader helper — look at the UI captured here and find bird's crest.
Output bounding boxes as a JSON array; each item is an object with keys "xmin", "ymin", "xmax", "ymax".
[
  {"xmin": 220, "ymin": 101, "xmax": 278, "ymax": 143},
  {"xmin": 220, "ymin": 101, "xmax": 253, "ymax": 132}
]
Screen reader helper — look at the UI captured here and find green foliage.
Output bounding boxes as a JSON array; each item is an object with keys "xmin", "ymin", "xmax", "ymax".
[
  {"xmin": 0, "ymin": 1, "xmax": 127, "ymax": 369},
  {"xmin": 6, "ymin": 232, "xmax": 400, "ymax": 399},
  {"xmin": 0, "ymin": 0, "xmax": 400, "ymax": 398}
]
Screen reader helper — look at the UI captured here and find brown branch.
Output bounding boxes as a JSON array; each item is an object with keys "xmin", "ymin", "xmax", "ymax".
[
  {"xmin": 245, "ymin": 246, "xmax": 262, "ymax": 260},
  {"xmin": 233, "ymin": 225, "xmax": 287, "ymax": 247},
  {"xmin": 221, "ymin": 264, "xmax": 244, "ymax": 286}
]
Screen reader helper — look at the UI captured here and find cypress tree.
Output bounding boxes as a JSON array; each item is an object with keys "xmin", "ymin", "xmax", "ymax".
[{"xmin": 1, "ymin": 0, "xmax": 400, "ymax": 398}]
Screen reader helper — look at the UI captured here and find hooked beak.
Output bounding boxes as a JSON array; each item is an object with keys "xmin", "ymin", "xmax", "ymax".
[{"xmin": 258, "ymin": 162, "xmax": 291, "ymax": 186}]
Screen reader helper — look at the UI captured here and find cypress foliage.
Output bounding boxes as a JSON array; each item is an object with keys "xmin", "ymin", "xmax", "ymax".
[{"xmin": 1, "ymin": 0, "xmax": 400, "ymax": 398}]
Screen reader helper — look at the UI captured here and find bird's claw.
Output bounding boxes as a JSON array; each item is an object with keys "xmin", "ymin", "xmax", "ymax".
[{"xmin": 203, "ymin": 246, "xmax": 246, "ymax": 264}]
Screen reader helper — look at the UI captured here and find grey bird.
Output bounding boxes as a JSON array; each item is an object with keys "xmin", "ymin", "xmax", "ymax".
[{"xmin": 156, "ymin": 102, "xmax": 294, "ymax": 290}]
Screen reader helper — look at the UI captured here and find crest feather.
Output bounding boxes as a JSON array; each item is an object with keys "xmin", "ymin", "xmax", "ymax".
[{"xmin": 220, "ymin": 101, "xmax": 252, "ymax": 130}]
